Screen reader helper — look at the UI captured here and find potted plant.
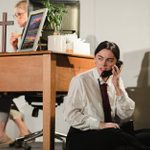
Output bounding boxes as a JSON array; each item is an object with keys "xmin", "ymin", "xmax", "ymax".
[{"xmin": 41, "ymin": 0, "xmax": 67, "ymax": 35}]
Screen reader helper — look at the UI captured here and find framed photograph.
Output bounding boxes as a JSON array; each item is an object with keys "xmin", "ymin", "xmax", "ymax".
[{"xmin": 18, "ymin": 8, "xmax": 48, "ymax": 51}]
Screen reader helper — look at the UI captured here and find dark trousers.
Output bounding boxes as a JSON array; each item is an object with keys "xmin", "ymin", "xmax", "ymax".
[
  {"xmin": 135, "ymin": 129, "xmax": 150, "ymax": 147},
  {"xmin": 66, "ymin": 127, "xmax": 150, "ymax": 150},
  {"xmin": 0, "ymin": 93, "xmax": 12, "ymax": 113}
]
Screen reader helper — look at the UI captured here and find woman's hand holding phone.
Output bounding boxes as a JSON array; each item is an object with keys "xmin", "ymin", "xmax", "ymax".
[
  {"xmin": 112, "ymin": 61, "xmax": 123, "ymax": 96},
  {"xmin": 100, "ymin": 60, "xmax": 123, "ymax": 78}
]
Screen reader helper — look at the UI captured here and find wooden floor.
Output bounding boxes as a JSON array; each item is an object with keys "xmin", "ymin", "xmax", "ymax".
[{"xmin": 0, "ymin": 142, "xmax": 64, "ymax": 150}]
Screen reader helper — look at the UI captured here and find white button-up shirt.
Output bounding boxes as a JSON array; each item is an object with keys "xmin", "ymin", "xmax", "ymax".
[{"xmin": 64, "ymin": 67, "xmax": 135, "ymax": 131}]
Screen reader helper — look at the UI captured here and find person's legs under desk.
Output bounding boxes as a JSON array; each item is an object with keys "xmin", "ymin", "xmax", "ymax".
[
  {"xmin": 0, "ymin": 112, "xmax": 12, "ymax": 145},
  {"xmin": 10, "ymin": 109, "xmax": 30, "ymax": 137}
]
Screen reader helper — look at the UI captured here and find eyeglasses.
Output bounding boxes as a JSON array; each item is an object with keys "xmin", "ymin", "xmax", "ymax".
[{"xmin": 13, "ymin": 12, "xmax": 26, "ymax": 18}]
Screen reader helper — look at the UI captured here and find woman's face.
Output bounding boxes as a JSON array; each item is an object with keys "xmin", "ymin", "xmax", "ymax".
[
  {"xmin": 94, "ymin": 49, "xmax": 117, "ymax": 75},
  {"xmin": 14, "ymin": 7, "xmax": 27, "ymax": 28}
]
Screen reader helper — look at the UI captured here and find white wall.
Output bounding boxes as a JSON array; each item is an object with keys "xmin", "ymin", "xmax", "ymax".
[
  {"xmin": 1, "ymin": 0, "xmax": 150, "ymax": 138},
  {"xmin": 80, "ymin": 0, "xmax": 150, "ymax": 54},
  {"xmin": 80, "ymin": 0, "xmax": 150, "ymax": 87}
]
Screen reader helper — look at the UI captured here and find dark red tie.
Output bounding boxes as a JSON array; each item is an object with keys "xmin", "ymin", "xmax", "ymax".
[{"xmin": 100, "ymin": 83, "xmax": 112, "ymax": 122}]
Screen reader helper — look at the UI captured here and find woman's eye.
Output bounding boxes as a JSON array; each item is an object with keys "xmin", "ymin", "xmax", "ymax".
[
  {"xmin": 98, "ymin": 57, "xmax": 103, "ymax": 61},
  {"xmin": 107, "ymin": 59, "xmax": 114, "ymax": 63}
]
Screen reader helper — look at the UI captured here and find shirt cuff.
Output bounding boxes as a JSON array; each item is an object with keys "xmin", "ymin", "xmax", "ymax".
[
  {"xmin": 87, "ymin": 117, "xmax": 100, "ymax": 129},
  {"xmin": 116, "ymin": 94, "xmax": 126, "ymax": 103}
]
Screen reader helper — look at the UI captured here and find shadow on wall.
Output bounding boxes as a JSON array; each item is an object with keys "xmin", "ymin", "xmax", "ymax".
[
  {"xmin": 125, "ymin": 51, "xmax": 150, "ymax": 130},
  {"xmin": 137, "ymin": 52, "xmax": 150, "ymax": 87}
]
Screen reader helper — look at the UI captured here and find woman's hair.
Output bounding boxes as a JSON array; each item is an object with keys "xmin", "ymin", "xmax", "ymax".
[
  {"xmin": 15, "ymin": 0, "xmax": 27, "ymax": 11},
  {"xmin": 94, "ymin": 41, "xmax": 120, "ymax": 61}
]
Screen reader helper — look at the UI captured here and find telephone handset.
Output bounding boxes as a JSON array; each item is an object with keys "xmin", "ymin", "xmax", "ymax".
[{"xmin": 101, "ymin": 60, "xmax": 123, "ymax": 78}]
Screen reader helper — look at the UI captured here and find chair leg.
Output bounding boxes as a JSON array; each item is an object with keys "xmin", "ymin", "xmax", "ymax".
[
  {"xmin": 24, "ymin": 143, "xmax": 32, "ymax": 150},
  {"xmin": 9, "ymin": 129, "xmax": 67, "ymax": 150},
  {"xmin": 9, "ymin": 130, "xmax": 43, "ymax": 149},
  {"xmin": 55, "ymin": 132, "xmax": 67, "ymax": 150}
]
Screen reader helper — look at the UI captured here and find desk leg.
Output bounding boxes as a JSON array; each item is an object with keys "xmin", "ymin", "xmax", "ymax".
[{"xmin": 43, "ymin": 54, "xmax": 56, "ymax": 150}]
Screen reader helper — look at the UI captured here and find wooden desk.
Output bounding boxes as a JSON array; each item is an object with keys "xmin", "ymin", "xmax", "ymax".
[{"xmin": 0, "ymin": 51, "xmax": 94, "ymax": 150}]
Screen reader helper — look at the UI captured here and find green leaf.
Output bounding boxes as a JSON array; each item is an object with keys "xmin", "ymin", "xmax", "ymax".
[{"xmin": 41, "ymin": 0, "xmax": 67, "ymax": 33}]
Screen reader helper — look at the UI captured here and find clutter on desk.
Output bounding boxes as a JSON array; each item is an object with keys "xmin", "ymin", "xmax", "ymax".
[{"xmin": 48, "ymin": 33, "xmax": 91, "ymax": 55}]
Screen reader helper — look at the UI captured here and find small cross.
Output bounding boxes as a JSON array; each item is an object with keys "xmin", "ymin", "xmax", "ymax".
[{"xmin": 0, "ymin": 12, "xmax": 14, "ymax": 52}]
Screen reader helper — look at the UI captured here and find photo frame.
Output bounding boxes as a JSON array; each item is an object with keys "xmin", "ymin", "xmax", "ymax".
[{"xmin": 18, "ymin": 8, "xmax": 48, "ymax": 51}]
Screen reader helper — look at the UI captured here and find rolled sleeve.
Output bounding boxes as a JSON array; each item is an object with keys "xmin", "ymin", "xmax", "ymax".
[{"xmin": 116, "ymin": 94, "xmax": 135, "ymax": 119}]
